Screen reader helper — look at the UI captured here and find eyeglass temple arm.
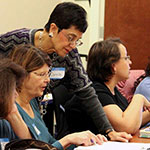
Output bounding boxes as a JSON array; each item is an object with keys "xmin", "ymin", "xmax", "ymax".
[{"xmin": 79, "ymin": 54, "xmax": 87, "ymax": 61}]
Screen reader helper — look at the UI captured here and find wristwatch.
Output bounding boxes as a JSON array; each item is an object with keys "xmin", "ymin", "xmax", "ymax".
[{"xmin": 104, "ymin": 128, "xmax": 114, "ymax": 140}]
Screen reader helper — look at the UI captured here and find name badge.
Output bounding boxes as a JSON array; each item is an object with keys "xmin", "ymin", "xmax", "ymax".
[
  {"xmin": 0, "ymin": 138, "xmax": 9, "ymax": 150},
  {"xmin": 40, "ymin": 93, "xmax": 53, "ymax": 105},
  {"xmin": 50, "ymin": 67, "xmax": 65, "ymax": 79},
  {"xmin": 43, "ymin": 93, "xmax": 53, "ymax": 101},
  {"xmin": 32, "ymin": 124, "xmax": 41, "ymax": 136}
]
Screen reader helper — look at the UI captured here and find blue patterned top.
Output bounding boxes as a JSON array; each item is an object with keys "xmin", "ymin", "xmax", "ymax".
[{"xmin": 16, "ymin": 99, "xmax": 63, "ymax": 150}]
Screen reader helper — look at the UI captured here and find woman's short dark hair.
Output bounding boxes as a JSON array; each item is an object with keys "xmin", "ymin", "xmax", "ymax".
[
  {"xmin": 87, "ymin": 38, "xmax": 122, "ymax": 82},
  {"xmin": 45, "ymin": 2, "xmax": 88, "ymax": 33},
  {"xmin": 0, "ymin": 58, "xmax": 26, "ymax": 118}
]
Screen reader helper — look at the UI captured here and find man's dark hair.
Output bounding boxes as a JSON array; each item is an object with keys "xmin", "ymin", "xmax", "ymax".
[
  {"xmin": 87, "ymin": 38, "xmax": 122, "ymax": 82},
  {"xmin": 45, "ymin": 2, "xmax": 88, "ymax": 33}
]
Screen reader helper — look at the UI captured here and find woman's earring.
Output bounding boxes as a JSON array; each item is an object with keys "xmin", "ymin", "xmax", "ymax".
[{"xmin": 49, "ymin": 32, "xmax": 53, "ymax": 38}]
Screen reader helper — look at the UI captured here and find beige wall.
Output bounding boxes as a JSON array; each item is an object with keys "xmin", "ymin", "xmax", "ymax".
[
  {"xmin": 0, "ymin": 0, "xmax": 61, "ymax": 33},
  {"xmin": 0, "ymin": 0, "xmax": 105, "ymax": 68}
]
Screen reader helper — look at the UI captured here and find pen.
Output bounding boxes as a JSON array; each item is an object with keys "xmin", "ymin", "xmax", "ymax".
[{"xmin": 90, "ymin": 139, "xmax": 96, "ymax": 145}]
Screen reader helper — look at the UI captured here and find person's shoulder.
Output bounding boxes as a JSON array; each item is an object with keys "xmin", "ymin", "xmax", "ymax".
[
  {"xmin": 0, "ymin": 119, "xmax": 9, "ymax": 126},
  {"xmin": 138, "ymin": 77, "xmax": 150, "ymax": 87},
  {"xmin": 92, "ymin": 80, "xmax": 106, "ymax": 91},
  {"xmin": 142, "ymin": 76, "xmax": 150, "ymax": 82},
  {"xmin": 0, "ymin": 119, "xmax": 13, "ymax": 135},
  {"xmin": 0, "ymin": 119, "xmax": 18, "ymax": 141},
  {"xmin": 0, "ymin": 28, "xmax": 30, "ymax": 37},
  {"xmin": 134, "ymin": 77, "xmax": 150, "ymax": 94}
]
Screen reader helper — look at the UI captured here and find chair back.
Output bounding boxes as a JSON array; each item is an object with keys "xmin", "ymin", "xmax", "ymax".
[{"xmin": 52, "ymin": 85, "xmax": 73, "ymax": 139}]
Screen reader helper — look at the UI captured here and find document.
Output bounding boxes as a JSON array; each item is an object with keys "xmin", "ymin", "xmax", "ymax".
[
  {"xmin": 140, "ymin": 126, "xmax": 150, "ymax": 138},
  {"xmin": 74, "ymin": 141, "xmax": 150, "ymax": 150}
]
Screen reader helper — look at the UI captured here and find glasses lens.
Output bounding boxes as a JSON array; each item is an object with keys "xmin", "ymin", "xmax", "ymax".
[{"xmin": 76, "ymin": 40, "xmax": 83, "ymax": 47}]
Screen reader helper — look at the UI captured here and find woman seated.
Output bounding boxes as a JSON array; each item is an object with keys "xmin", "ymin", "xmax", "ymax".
[
  {"xmin": 8, "ymin": 44, "xmax": 107, "ymax": 150},
  {"xmin": 0, "ymin": 58, "xmax": 27, "ymax": 140},
  {"xmin": 87, "ymin": 38, "xmax": 150, "ymax": 134},
  {"xmin": 134, "ymin": 59, "xmax": 150, "ymax": 101}
]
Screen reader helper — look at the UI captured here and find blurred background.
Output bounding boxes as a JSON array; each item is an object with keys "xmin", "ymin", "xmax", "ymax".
[{"xmin": 1, "ymin": 0, "xmax": 150, "ymax": 69}]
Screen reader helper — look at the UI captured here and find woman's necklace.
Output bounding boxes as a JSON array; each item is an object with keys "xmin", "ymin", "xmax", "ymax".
[{"xmin": 38, "ymin": 31, "xmax": 55, "ymax": 54}]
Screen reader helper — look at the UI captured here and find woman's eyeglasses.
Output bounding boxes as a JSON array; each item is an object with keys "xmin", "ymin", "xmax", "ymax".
[
  {"xmin": 62, "ymin": 33, "xmax": 83, "ymax": 47},
  {"xmin": 58, "ymin": 28, "xmax": 83, "ymax": 47},
  {"xmin": 33, "ymin": 71, "xmax": 51, "ymax": 79},
  {"xmin": 120, "ymin": 55, "xmax": 130, "ymax": 61}
]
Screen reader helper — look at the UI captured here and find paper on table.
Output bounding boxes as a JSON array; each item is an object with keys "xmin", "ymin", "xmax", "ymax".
[{"xmin": 74, "ymin": 141, "xmax": 150, "ymax": 150}]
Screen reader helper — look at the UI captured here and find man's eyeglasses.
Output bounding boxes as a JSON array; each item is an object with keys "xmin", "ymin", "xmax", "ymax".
[
  {"xmin": 33, "ymin": 71, "xmax": 51, "ymax": 79},
  {"xmin": 120, "ymin": 55, "xmax": 130, "ymax": 61},
  {"xmin": 59, "ymin": 30, "xmax": 83, "ymax": 47}
]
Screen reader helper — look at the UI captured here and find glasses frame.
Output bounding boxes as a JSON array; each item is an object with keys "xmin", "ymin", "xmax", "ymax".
[
  {"xmin": 120, "ymin": 55, "xmax": 130, "ymax": 61},
  {"xmin": 33, "ymin": 71, "xmax": 51, "ymax": 79},
  {"xmin": 58, "ymin": 28, "xmax": 83, "ymax": 47}
]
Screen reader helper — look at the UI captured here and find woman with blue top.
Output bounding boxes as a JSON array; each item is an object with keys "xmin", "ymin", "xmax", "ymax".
[
  {"xmin": 8, "ymin": 44, "xmax": 107, "ymax": 150},
  {"xmin": 134, "ymin": 59, "xmax": 150, "ymax": 101},
  {"xmin": 0, "ymin": 58, "xmax": 28, "ymax": 141}
]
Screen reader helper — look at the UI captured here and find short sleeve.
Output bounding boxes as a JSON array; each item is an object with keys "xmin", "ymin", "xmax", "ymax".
[
  {"xmin": 93, "ymin": 82, "xmax": 116, "ymax": 107},
  {"xmin": 97, "ymin": 92, "xmax": 116, "ymax": 107}
]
